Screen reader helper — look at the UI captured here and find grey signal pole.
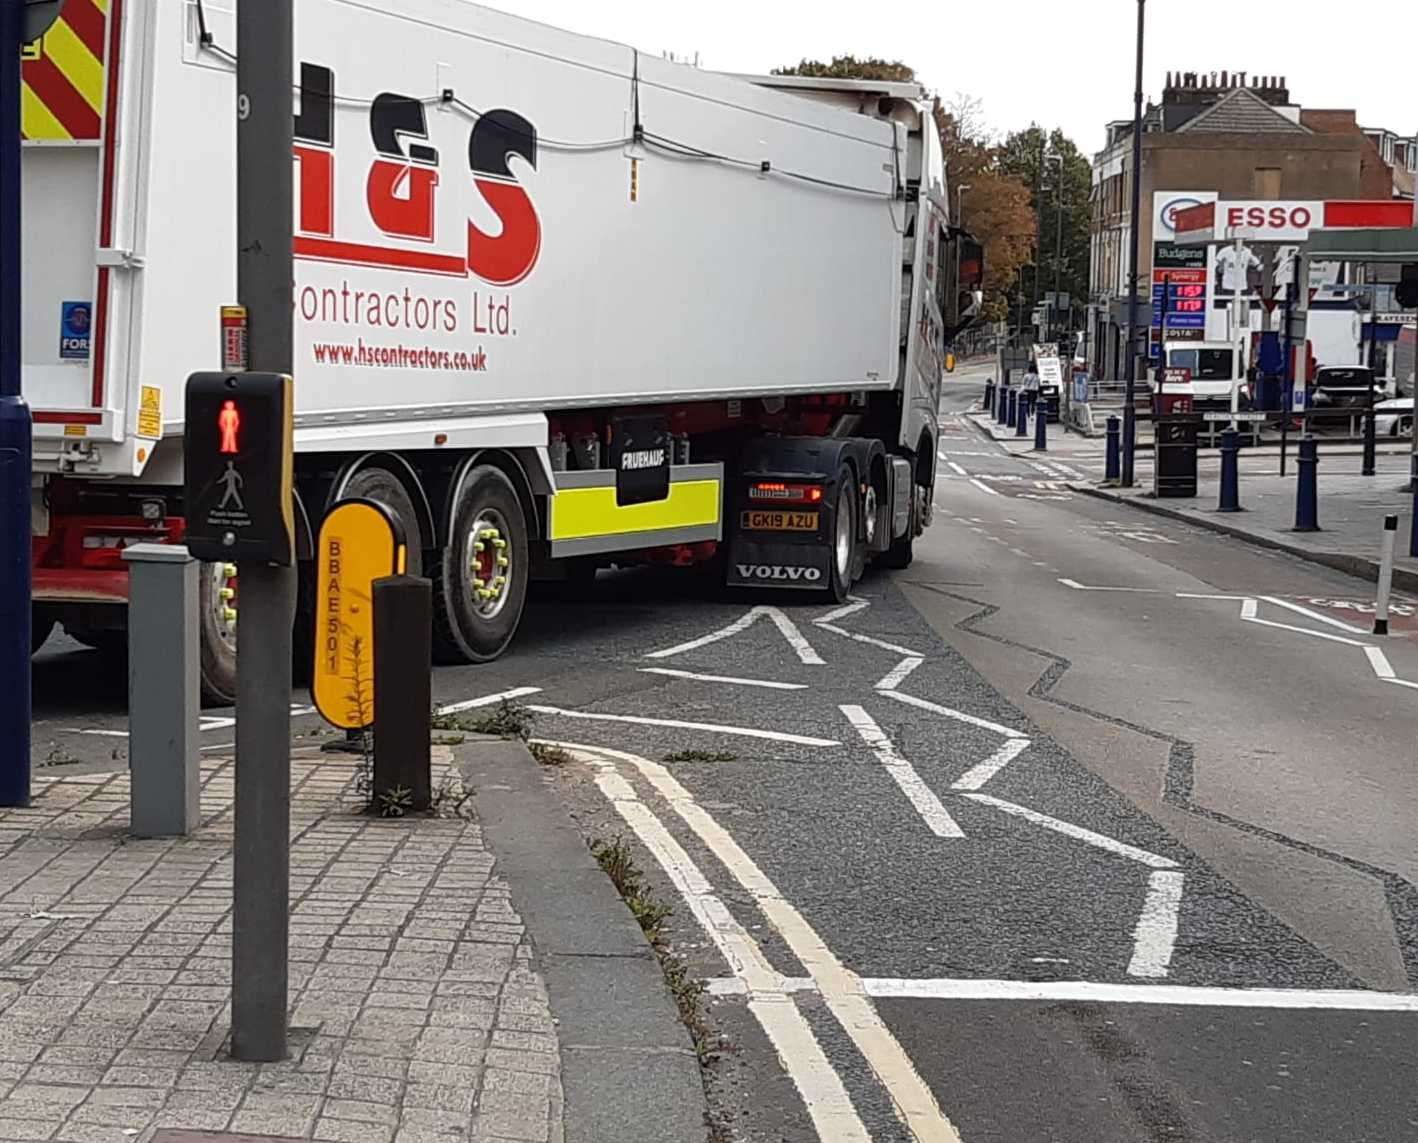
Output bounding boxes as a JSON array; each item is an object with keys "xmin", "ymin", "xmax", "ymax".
[{"xmin": 231, "ymin": 0, "xmax": 295, "ymax": 1062}]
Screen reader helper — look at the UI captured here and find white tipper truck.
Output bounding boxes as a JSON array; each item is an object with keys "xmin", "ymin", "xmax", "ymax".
[{"xmin": 24, "ymin": 0, "xmax": 980, "ymax": 702}]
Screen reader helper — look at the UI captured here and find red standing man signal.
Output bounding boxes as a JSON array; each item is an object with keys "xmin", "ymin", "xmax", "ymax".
[{"xmin": 219, "ymin": 399, "xmax": 241, "ymax": 454}]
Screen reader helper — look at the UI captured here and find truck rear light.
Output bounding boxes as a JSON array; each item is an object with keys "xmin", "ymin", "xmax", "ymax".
[{"xmin": 749, "ymin": 481, "xmax": 823, "ymax": 504}]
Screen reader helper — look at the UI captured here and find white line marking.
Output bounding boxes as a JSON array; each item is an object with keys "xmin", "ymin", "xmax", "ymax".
[
  {"xmin": 1262, "ymin": 595, "xmax": 1370, "ymax": 635},
  {"xmin": 584, "ymin": 751, "xmax": 872, "ymax": 1142},
  {"xmin": 1239, "ymin": 599, "xmax": 1371, "ymax": 648},
  {"xmin": 883, "ymin": 689, "xmax": 1027, "ymax": 740},
  {"xmin": 875, "ymin": 656, "xmax": 924, "ymax": 692},
  {"xmin": 646, "ymin": 605, "xmax": 824, "ymax": 665},
  {"xmin": 1365, "ymin": 646, "xmax": 1397, "ymax": 679},
  {"xmin": 1009, "ymin": 548, "xmax": 1031, "ymax": 558},
  {"xmin": 639, "ymin": 668, "xmax": 808, "ymax": 691},
  {"xmin": 1175, "ymin": 592, "xmax": 1248, "ymax": 601},
  {"xmin": 969, "ymin": 478, "xmax": 1000, "ymax": 496},
  {"xmin": 840, "ymin": 705, "xmax": 964, "ymax": 839},
  {"xmin": 857, "ymin": 979, "xmax": 1418, "ymax": 1011},
  {"xmin": 816, "ymin": 597, "xmax": 872, "ymax": 625},
  {"xmin": 947, "ymin": 461, "xmax": 969, "ymax": 477},
  {"xmin": 1386, "ymin": 677, "xmax": 1418, "ymax": 691},
  {"xmin": 938, "ymin": 450, "xmax": 949, "ymax": 461},
  {"xmin": 962, "ymin": 792, "xmax": 1178, "ymax": 869},
  {"xmin": 435, "ymin": 686, "xmax": 542, "ymax": 715},
  {"xmin": 764, "ymin": 607, "xmax": 827, "ymax": 665},
  {"xmin": 1058, "ymin": 579, "xmax": 1159, "ymax": 594},
  {"xmin": 527, "ymin": 705, "xmax": 839, "ymax": 747},
  {"xmin": 60, "ymin": 728, "xmax": 129, "ymax": 738},
  {"xmin": 816, "ymin": 622, "xmax": 922, "ymax": 659},
  {"xmin": 580, "ymin": 744, "xmax": 962, "ymax": 1141},
  {"xmin": 1127, "ymin": 870, "xmax": 1185, "ymax": 978},
  {"xmin": 952, "ymin": 739, "xmax": 1030, "ymax": 791}
]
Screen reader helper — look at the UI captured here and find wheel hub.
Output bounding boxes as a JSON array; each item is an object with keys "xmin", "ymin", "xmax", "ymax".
[
  {"xmin": 863, "ymin": 485, "xmax": 878, "ymax": 546},
  {"xmin": 467, "ymin": 514, "xmax": 512, "ymax": 618},
  {"xmin": 211, "ymin": 562, "xmax": 238, "ymax": 650}
]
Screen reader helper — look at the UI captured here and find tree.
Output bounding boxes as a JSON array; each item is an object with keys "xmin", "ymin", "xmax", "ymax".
[
  {"xmin": 772, "ymin": 56, "xmax": 916, "ymax": 83},
  {"xmin": 998, "ymin": 125, "xmax": 1093, "ymax": 331}
]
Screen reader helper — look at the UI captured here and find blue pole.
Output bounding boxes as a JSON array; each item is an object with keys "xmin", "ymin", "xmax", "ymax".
[
  {"xmin": 1411, "ymin": 455, "xmax": 1418, "ymax": 559},
  {"xmin": 1015, "ymin": 389, "xmax": 1028, "ymax": 437},
  {"xmin": 1218, "ymin": 428, "xmax": 1240, "ymax": 512},
  {"xmin": 1294, "ymin": 435, "xmax": 1319, "ymax": 532},
  {"xmin": 984, "ymin": 378, "xmax": 995, "ymax": 415},
  {"xmin": 1105, "ymin": 415, "xmax": 1121, "ymax": 482},
  {"xmin": 1034, "ymin": 393, "xmax": 1047, "ymax": 450},
  {"xmin": 1001, "ymin": 386, "xmax": 1012, "ymax": 426},
  {"xmin": 0, "ymin": 0, "xmax": 32, "ymax": 807}
]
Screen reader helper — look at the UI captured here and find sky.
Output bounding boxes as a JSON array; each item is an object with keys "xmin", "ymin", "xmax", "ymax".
[{"xmin": 496, "ymin": 0, "xmax": 1416, "ymax": 156}]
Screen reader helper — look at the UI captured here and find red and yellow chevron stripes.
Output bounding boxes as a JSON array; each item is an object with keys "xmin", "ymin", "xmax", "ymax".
[{"xmin": 21, "ymin": 0, "xmax": 109, "ymax": 142}]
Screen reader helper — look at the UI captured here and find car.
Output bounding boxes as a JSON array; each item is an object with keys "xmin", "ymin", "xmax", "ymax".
[
  {"xmin": 1374, "ymin": 396, "xmax": 1414, "ymax": 437},
  {"xmin": 1310, "ymin": 365, "xmax": 1395, "ymax": 414}
]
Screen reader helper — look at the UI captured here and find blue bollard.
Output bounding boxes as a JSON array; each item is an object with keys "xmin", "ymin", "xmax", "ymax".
[
  {"xmin": 1411, "ymin": 456, "xmax": 1418, "ymax": 559},
  {"xmin": 1004, "ymin": 387, "xmax": 1016, "ymax": 427},
  {"xmin": 1105, "ymin": 416, "xmax": 1121, "ymax": 482},
  {"xmin": 985, "ymin": 379, "xmax": 995, "ymax": 414},
  {"xmin": 995, "ymin": 385, "xmax": 1005, "ymax": 424},
  {"xmin": 1034, "ymin": 395, "xmax": 1048, "ymax": 450},
  {"xmin": 1218, "ymin": 429, "xmax": 1241, "ymax": 512},
  {"xmin": 1294, "ymin": 435, "xmax": 1319, "ymax": 532},
  {"xmin": 1015, "ymin": 391, "xmax": 1028, "ymax": 437}
]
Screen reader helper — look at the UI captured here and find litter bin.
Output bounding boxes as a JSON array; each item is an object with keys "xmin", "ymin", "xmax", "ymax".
[{"xmin": 1153, "ymin": 414, "xmax": 1200, "ymax": 498}]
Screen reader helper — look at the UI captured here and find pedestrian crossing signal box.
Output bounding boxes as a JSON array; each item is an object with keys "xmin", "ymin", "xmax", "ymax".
[{"xmin": 183, "ymin": 372, "xmax": 295, "ymax": 566}]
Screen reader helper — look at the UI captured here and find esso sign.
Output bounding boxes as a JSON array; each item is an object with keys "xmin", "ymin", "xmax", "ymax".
[
  {"xmin": 1161, "ymin": 198, "xmax": 1204, "ymax": 233},
  {"xmin": 1222, "ymin": 202, "xmax": 1320, "ymax": 240}
]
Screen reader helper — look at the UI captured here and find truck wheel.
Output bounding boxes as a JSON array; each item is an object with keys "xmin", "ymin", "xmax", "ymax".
[
  {"xmin": 827, "ymin": 465, "xmax": 858, "ymax": 602},
  {"xmin": 433, "ymin": 465, "xmax": 529, "ymax": 662},
  {"xmin": 199, "ymin": 561, "xmax": 239, "ymax": 706},
  {"xmin": 338, "ymin": 466, "xmax": 425, "ymax": 576}
]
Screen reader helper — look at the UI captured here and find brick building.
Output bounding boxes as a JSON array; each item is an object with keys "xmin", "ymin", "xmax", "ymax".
[{"xmin": 1088, "ymin": 71, "xmax": 1414, "ymax": 380}]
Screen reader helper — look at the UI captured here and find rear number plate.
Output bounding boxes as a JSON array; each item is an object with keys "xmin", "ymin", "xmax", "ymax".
[{"xmin": 741, "ymin": 510, "xmax": 818, "ymax": 532}]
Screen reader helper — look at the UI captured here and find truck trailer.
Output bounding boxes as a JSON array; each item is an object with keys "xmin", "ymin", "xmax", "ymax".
[{"xmin": 24, "ymin": 0, "xmax": 979, "ymax": 702}]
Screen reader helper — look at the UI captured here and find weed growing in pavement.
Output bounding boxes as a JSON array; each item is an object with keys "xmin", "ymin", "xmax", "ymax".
[
  {"xmin": 345, "ymin": 635, "xmax": 376, "ymax": 807},
  {"xmin": 529, "ymin": 741, "xmax": 574, "ymax": 766},
  {"xmin": 663, "ymin": 749, "xmax": 738, "ymax": 764},
  {"xmin": 590, "ymin": 834, "xmax": 714, "ymax": 1061},
  {"xmin": 431, "ymin": 733, "xmax": 467, "ymax": 746},
  {"xmin": 376, "ymin": 784, "xmax": 413, "ymax": 818},
  {"xmin": 430, "ymin": 773, "xmax": 475, "ymax": 820},
  {"xmin": 430, "ymin": 698, "xmax": 536, "ymax": 740}
]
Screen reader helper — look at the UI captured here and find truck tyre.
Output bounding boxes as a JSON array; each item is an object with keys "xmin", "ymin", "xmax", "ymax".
[
  {"xmin": 31, "ymin": 613, "xmax": 53, "ymax": 655},
  {"xmin": 338, "ymin": 466, "xmax": 425, "ymax": 576},
  {"xmin": 827, "ymin": 464, "xmax": 858, "ymax": 602},
  {"xmin": 433, "ymin": 464, "xmax": 529, "ymax": 663},
  {"xmin": 199, "ymin": 561, "xmax": 239, "ymax": 706}
]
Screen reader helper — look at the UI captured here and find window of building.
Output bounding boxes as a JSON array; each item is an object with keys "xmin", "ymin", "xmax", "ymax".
[{"xmin": 1252, "ymin": 167, "xmax": 1282, "ymax": 198}]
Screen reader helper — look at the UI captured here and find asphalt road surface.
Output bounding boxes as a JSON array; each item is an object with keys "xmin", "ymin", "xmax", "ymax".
[{"xmin": 31, "ymin": 364, "xmax": 1418, "ymax": 1141}]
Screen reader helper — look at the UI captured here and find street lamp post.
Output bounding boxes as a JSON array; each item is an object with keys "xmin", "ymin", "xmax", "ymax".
[
  {"xmin": 1052, "ymin": 158, "xmax": 1065, "ymax": 343},
  {"xmin": 1121, "ymin": 0, "xmax": 1146, "ymax": 488}
]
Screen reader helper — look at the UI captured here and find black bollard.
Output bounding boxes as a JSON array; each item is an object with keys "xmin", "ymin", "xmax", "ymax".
[
  {"xmin": 373, "ymin": 574, "xmax": 433, "ymax": 812},
  {"xmin": 985, "ymin": 379, "xmax": 995, "ymax": 414},
  {"xmin": 1034, "ymin": 395, "xmax": 1048, "ymax": 450},
  {"xmin": 1218, "ymin": 429, "xmax": 1241, "ymax": 512},
  {"xmin": 1105, "ymin": 416, "xmax": 1121, "ymax": 482},
  {"xmin": 1293, "ymin": 435, "xmax": 1320, "ymax": 532},
  {"xmin": 1005, "ymin": 387, "xmax": 1016, "ymax": 427}
]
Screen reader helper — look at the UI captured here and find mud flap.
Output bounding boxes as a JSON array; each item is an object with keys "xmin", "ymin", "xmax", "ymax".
[{"xmin": 725, "ymin": 538, "xmax": 832, "ymax": 589}]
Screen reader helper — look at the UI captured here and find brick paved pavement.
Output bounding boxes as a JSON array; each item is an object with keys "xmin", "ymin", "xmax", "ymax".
[{"xmin": 0, "ymin": 749, "xmax": 563, "ymax": 1143}]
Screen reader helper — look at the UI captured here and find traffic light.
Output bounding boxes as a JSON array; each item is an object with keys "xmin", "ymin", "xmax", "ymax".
[
  {"xmin": 184, "ymin": 372, "xmax": 294, "ymax": 565},
  {"xmin": 1396, "ymin": 264, "xmax": 1418, "ymax": 309}
]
